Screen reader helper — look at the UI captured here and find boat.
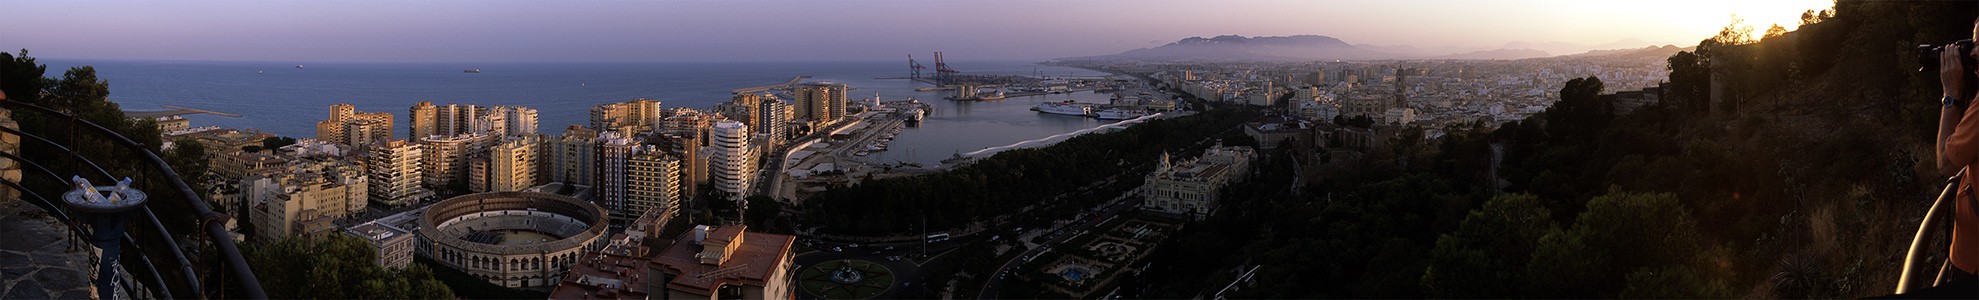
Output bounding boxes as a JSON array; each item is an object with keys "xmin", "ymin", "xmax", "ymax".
[
  {"xmin": 1032, "ymin": 100, "xmax": 1093, "ymax": 117},
  {"xmin": 464, "ymin": 69, "xmax": 481, "ymax": 73},
  {"xmin": 295, "ymin": 64, "xmax": 304, "ymax": 69},
  {"xmin": 1094, "ymin": 108, "xmax": 1146, "ymax": 120},
  {"xmin": 904, "ymin": 107, "xmax": 925, "ymax": 123}
]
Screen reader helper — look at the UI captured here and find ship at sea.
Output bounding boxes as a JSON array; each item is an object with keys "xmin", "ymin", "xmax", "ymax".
[
  {"xmin": 1032, "ymin": 100, "xmax": 1093, "ymax": 117},
  {"xmin": 1093, "ymin": 107, "xmax": 1146, "ymax": 120},
  {"xmin": 464, "ymin": 69, "xmax": 481, "ymax": 73}
]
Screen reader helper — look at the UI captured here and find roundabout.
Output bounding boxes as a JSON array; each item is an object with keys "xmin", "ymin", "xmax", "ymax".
[{"xmin": 798, "ymin": 259, "xmax": 895, "ymax": 299}]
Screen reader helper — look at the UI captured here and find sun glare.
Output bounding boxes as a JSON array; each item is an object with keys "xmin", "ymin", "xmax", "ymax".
[{"xmin": 1729, "ymin": 0, "xmax": 1835, "ymax": 32}]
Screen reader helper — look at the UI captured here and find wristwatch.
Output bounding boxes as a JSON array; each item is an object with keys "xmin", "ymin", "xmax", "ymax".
[{"xmin": 1947, "ymin": 95, "xmax": 1965, "ymax": 108}]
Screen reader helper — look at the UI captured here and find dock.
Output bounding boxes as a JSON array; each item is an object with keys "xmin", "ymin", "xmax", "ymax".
[{"xmin": 731, "ymin": 76, "xmax": 810, "ymax": 94}]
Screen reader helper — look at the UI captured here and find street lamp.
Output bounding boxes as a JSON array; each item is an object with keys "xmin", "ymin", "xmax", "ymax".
[{"xmin": 62, "ymin": 176, "xmax": 147, "ymax": 300}]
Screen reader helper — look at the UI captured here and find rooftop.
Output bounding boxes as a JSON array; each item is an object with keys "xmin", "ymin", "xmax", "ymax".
[{"xmin": 650, "ymin": 225, "xmax": 793, "ymax": 296}]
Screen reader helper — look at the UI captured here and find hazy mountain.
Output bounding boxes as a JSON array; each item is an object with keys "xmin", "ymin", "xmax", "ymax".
[
  {"xmin": 1502, "ymin": 38, "xmax": 1662, "ymax": 57},
  {"xmin": 1434, "ymin": 48, "xmax": 1551, "ymax": 60},
  {"xmin": 1565, "ymin": 44, "xmax": 1690, "ymax": 59}
]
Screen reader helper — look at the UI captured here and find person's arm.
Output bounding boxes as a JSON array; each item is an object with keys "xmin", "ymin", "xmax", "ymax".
[{"xmin": 1941, "ymin": 45, "xmax": 1976, "ymax": 172}]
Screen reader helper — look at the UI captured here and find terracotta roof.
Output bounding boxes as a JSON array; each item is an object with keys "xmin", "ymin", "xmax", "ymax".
[{"xmin": 650, "ymin": 226, "xmax": 793, "ymax": 296}]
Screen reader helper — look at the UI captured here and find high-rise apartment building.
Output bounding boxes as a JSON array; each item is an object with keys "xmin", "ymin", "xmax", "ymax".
[
  {"xmin": 654, "ymin": 131, "xmax": 704, "ymax": 198},
  {"xmin": 433, "ymin": 103, "xmax": 482, "ymax": 137},
  {"xmin": 792, "ymin": 83, "xmax": 847, "ymax": 125},
  {"xmin": 627, "ymin": 147, "xmax": 681, "ymax": 224},
  {"xmin": 410, "ymin": 101, "xmax": 438, "ymax": 139},
  {"xmin": 710, "ymin": 121, "xmax": 756, "ymax": 201},
  {"xmin": 366, "ymin": 139, "xmax": 430, "ymax": 207},
  {"xmin": 545, "ymin": 125, "xmax": 599, "ymax": 186},
  {"xmin": 315, "ymin": 104, "xmax": 394, "ymax": 148},
  {"xmin": 506, "ymin": 106, "xmax": 539, "ymax": 136},
  {"xmin": 594, "ymin": 131, "xmax": 639, "ymax": 224},
  {"xmin": 468, "ymin": 135, "xmax": 538, "ymax": 193},
  {"xmin": 663, "ymin": 108, "xmax": 719, "ymax": 142},
  {"xmin": 421, "ymin": 133, "xmax": 492, "ymax": 196},
  {"xmin": 756, "ymin": 94, "xmax": 791, "ymax": 145},
  {"xmin": 589, "ymin": 99, "xmax": 664, "ymax": 134}
]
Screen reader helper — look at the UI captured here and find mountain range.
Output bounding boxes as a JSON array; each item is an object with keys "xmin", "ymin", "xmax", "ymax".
[{"xmin": 1060, "ymin": 35, "xmax": 1669, "ymax": 62}]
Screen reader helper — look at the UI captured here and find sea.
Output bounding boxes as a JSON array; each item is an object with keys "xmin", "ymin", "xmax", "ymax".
[{"xmin": 39, "ymin": 59, "xmax": 1121, "ymax": 165}]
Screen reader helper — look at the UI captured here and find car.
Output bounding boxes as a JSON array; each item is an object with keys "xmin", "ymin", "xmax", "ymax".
[
  {"xmin": 885, "ymin": 246, "xmax": 895, "ymax": 250},
  {"xmin": 832, "ymin": 246, "xmax": 843, "ymax": 252}
]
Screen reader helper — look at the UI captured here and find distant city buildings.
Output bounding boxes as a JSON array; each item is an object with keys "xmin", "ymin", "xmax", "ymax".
[
  {"xmin": 792, "ymin": 83, "xmax": 847, "ymax": 126},
  {"xmin": 590, "ymin": 99, "xmax": 664, "ymax": 134},
  {"xmin": 315, "ymin": 104, "xmax": 394, "ymax": 149},
  {"xmin": 1140, "ymin": 143, "xmax": 1255, "ymax": 220}
]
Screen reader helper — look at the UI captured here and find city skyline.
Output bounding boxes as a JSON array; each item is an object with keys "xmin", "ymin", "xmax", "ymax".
[{"xmin": 5, "ymin": 0, "xmax": 1833, "ymax": 63}]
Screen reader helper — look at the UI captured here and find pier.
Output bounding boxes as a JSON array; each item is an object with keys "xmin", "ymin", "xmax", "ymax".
[{"xmin": 731, "ymin": 76, "xmax": 811, "ymax": 94}]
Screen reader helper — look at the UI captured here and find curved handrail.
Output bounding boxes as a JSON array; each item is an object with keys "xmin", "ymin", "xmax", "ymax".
[
  {"xmin": 1898, "ymin": 170, "xmax": 1964, "ymax": 294},
  {"xmin": 1, "ymin": 101, "xmax": 266, "ymax": 299}
]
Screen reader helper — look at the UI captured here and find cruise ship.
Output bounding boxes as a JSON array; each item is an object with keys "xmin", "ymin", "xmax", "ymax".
[
  {"xmin": 1033, "ymin": 100, "xmax": 1093, "ymax": 117},
  {"xmin": 1093, "ymin": 107, "xmax": 1146, "ymax": 120}
]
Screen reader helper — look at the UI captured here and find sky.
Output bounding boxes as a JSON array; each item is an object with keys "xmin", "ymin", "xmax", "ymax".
[{"xmin": 1, "ymin": 0, "xmax": 1835, "ymax": 63}]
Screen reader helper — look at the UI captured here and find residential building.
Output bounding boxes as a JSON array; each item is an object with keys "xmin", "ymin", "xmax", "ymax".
[
  {"xmin": 470, "ymin": 135, "xmax": 539, "ymax": 193},
  {"xmin": 314, "ymin": 104, "xmax": 394, "ymax": 148},
  {"xmin": 366, "ymin": 139, "xmax": 430, "ymax": 207},
  {"xmin": 594, "ymin": 131, "xmax": 639, "ymax": 225},
  {"xmin": 546, "ymin": 125, "xmax": 600, "ymax": 186},
  {"xmin": 421, "ymin": 133, "xmax": 493, "ymax": 196},
  {"xmin": 246, "ymin": 158, "xmax": 369, "ymax": 241},
  {"xmin": 709, "ymin": 121, "xmax": 755, "ymax": 201},
  {"xmin": 755, "ymin": 95, "xmax": 791, "ymax": 144},
  {"xmin": 410, "ymin": 101, "xmax": 438, "ymax": 139},
  {"xmin": 627, "ymin": 147, "xmax": 681, "ymax": 225},
  {"xmin": 792, "ymin": 83, "xmax": 847, "ymax": 125},
  {"xmin": 590, "ymin": 99, "xmax": 664, "ymax": 134},
  {"xmin": 657, "ymin": 225, "xmax": 794, "ymax": 299},
  {"xmin": 344, "ymin": 222, "xmax": 414, "ymax": 269}
]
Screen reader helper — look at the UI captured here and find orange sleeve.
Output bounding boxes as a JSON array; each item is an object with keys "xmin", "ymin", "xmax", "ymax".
[{"xmin": 1949, "ymin": 105, "xmax": 1979, "ymax": 167}]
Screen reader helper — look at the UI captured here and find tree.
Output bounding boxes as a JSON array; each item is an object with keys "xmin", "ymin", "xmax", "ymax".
[
  {"xmin": 1523, "ymin": 190, "xmax": 1719, "ymax": 298},
  {"xmin": 245, "ymin": 235, "xmax": 455, "ymax": 299},
  {"xmin": 0, "ymin": 49, "xmax": 45, "ymax": 104},
  {"xmin": 1422, "ymin": 193, "xmax": 1554, "ymax": 298}
]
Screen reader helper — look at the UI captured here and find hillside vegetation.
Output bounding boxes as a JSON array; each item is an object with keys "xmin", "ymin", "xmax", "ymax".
[{"xmin": 1132, "ymin": 1, "xmax": 1979, "ymax": 298}]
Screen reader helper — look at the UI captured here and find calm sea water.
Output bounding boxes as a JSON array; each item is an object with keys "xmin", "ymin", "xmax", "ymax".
[{"xmin": 40, "ymin": 59, "xmax": 1117, "ymax": 165}]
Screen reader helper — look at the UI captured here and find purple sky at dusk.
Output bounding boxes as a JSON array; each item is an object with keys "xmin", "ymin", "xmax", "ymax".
[{"xmin": 2, "ymin": 0, "xmax": 1833, "ymax": 63}]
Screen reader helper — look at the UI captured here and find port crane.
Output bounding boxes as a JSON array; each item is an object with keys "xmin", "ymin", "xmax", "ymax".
[
  {"xmin": 908, "ymin": 55, "xmax": 927, "ymax": 79},
  {"xmin": 934, "ymin": 51, "xmax": 959, "ymax": 85}
]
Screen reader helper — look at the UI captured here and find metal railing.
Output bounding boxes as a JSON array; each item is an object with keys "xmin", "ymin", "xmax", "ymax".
[
  {"xmin": 0, "ymin": 101, "xmax": 266, "ymax": 299},
  {"xmin": 1896, "ymin": 171, "xmax": 1964, "ymax": 294}
]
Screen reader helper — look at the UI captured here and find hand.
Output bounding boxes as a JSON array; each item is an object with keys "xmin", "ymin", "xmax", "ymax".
[{"xmin": 1944, "ymin": 43, "xmax": 1967, "ymax": 100}]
